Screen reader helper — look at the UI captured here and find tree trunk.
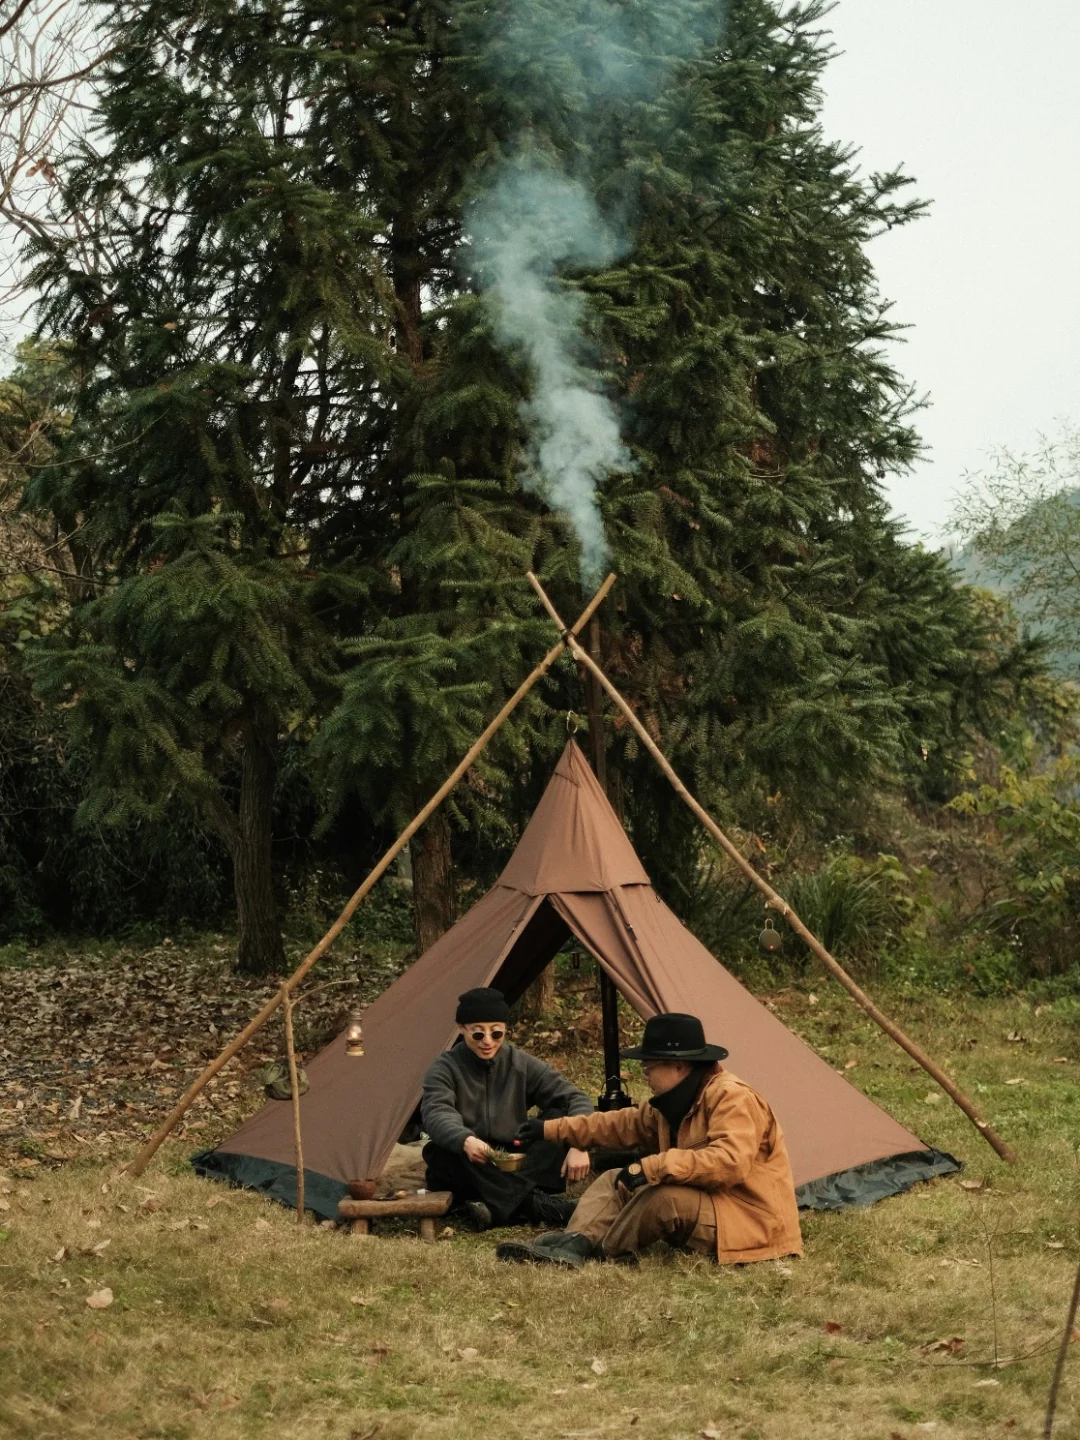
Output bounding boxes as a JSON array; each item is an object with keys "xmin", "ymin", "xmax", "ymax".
[
  {"xmin": 233, "ymin": 710, "xmax": 285, "ymax": 975},
  {"xmin": 410, "ymin": 808, "xmax": 455, "ymax": 954},
  {"xmin": 523, "ymin": 966, "xmax": 556, "ymax": 1019}
]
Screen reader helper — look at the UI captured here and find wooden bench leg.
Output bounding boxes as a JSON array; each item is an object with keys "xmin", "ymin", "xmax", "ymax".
[
  {"xmin": 418, "ymin": 1217, "xmax": 437, "ymax": 1243},
  {"xmin": 350, "ymin": 1217, "xmax": 371, "ymax": 1236}
]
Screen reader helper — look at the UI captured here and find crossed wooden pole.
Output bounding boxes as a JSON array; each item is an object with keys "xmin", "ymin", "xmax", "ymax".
[
  {"xmin": 525, "ymin": 574, "xmax": 1016, "ymax": 1166},
  {"xmin": 128, "ymin": 568, "xmax": 1016, "ymax": 1178},
  {"xmin": 126, "ymin": 575, "xmax": 617, "ymax": 1177}
]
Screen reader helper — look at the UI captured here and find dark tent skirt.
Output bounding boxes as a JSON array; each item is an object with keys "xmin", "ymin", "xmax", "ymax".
[{"xmin": 192, "ymin": 1145, "xmax": 961, "ymax": 1223}]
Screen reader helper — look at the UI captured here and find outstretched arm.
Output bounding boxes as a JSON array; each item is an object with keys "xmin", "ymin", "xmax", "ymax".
[{"xmin": 544, "ymin": 1103, "xmax": 656, "ymax": 1153}]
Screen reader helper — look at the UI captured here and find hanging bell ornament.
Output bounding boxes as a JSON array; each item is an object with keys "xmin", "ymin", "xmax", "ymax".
[
  {"xmin": 344, "ymin": 1009, "xmax": 365, "ymax": 1057},
  {"xmin": 758, "ymin": 917, "xmax": 782, "ymax": 953}
]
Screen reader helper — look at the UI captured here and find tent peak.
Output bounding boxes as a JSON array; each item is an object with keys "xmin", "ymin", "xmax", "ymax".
[{"xmin": 496, "ymin": 739, "xmax": 651, "ymax": 896}]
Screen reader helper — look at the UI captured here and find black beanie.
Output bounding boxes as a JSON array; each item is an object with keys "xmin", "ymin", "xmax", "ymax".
[{"xmin": 456, "ymin": 987, "xmax": 511, "ymax": 1024}]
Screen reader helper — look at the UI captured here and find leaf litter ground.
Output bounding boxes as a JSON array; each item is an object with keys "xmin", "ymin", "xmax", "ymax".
[{"xmin": 1, "ymin": 936, "xmax": 1079, "ymax": 1439}]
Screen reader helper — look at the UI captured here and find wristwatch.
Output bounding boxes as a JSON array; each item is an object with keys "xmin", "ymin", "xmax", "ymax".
[{"xmin": 618, "ymin": 1162, "xmax": 648, "ymax": 1192}]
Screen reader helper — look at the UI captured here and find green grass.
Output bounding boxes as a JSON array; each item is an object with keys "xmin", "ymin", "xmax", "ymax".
[{"xmin": 1, "ymin": 975, "xmax": 1078, "ymax": 1439}]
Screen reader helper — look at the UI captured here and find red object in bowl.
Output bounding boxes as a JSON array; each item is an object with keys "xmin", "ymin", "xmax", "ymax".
[{"xmin": 347, "ymin": 1179, "xmax": 377, "ymax": 1200}]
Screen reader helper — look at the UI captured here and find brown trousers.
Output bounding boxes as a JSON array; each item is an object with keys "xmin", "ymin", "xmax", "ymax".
[{"xmin": 569, "ymin": 1169, "xmax": 717, "ymax": 1258}]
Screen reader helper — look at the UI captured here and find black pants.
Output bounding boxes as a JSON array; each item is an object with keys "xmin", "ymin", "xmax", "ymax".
[{"xmin": 423, "ymin": 1140, "xmax": 568, "ymax": 1226}]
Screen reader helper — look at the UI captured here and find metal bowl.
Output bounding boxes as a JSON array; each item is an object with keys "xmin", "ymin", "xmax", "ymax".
[{"xmin": 491, "ymin": 1151, "xmax": 525, "ymax": 1173}]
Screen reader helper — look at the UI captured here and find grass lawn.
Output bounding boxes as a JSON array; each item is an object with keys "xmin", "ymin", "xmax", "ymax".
[{"xmin": 1, "ymin": 945, "xmax": 1078, "ymax": 1439}]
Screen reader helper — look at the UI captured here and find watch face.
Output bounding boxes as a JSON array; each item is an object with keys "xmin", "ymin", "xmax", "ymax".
[{"xmin": 629, "ymin": 1164, "xmax": 642, "ymax": 1175}]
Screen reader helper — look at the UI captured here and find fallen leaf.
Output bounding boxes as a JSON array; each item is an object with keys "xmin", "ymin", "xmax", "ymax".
[
  {"xmin": 1005, "ymin": 1031, "xmax": 1025, "ymax": 1043},
  {"xmin": 438, "ymin": 1226, "xmax": 455, "ymax": 1240},
  {"xmin": 253, "ymin": 1218, "xmax": 271, "ymax": 1232},
  {"xmin": 263, "ymin": 1297, "xmax": 290, "ymax": 1312},
  {"xmin": 68, "ymin": 1095, "xmax": 83, "ymax": 1121},
  {"xmin": 590, "ymin": 1357, "xmax": 607, "ymax": 1375},
  {"xmin": 922, "ymin": 1092, "xmax": 943, "ymax": 1105},
  {"xmin": 85, "ymin": 1287, "xmax": 114, "ymax": 1310},
  {"xmin": 1046, "ymin": 1241, "xmax": 1065, "ymax": 1250},
  {"xmin": 456, "ymin": 1347, "xmax": 478, "ymax": 1362},
  {"xmin": 204, "ymin": 1196, "xmax": 227, "ymax": 1209},
  {"xmin": 843, "ymin": 1060, "xmax": 858, "ymax": 1070},
  {"xmin": 90, "ymin": 1239, "xmax": 111, "ymax": 1255},
  {"xmin": 1052, "ymin": 1057, "xmax": 1071, "ymax": 1063},
  {"xmin": 974, "ymin": 1379, "xmax": 1001, "ymax": 1387},
  {"xmin": 0, "ymin": 1199, "xmax": 9, "ymax": 1212},
  {"xmin": 701, "ymin": 1428, "xmax": 723, "ymax": 1439},
  {"xmin": 959, "ymin": 1180, "xmax": 984, "ymax": 1192},
  {"xmin": 349, "ymin": 1295, "xmax": 374, "ymax": 1307},
  {"xmin": 920, "ymin": 1336, "xmax": 966, "ymax": 1355},
  {"xmin": 551, "ymin": 1388, "xmax": 567, "ymax": 1396},
  {"xmin": 1004, "ymin": 1077, "xmax": 1024, "ymax": 1086},
  {"xmin": 140, "ymin": 1195, "xmax": 162, "ymax": 1213},
  {"xmin": 807, "ymin": 993, "xmax": 818, "ymax": 1005},
  {"xmin": 219, "ymin": 1395, "xmax": 242, "ymax": 1410},
  {"xmin": 824, "ymin": 1320, "xmax": 843, "ymax": 1335},
  {"xmin": 51, "ymin": 1246, "xmax": 67, "ymax": 1262}
]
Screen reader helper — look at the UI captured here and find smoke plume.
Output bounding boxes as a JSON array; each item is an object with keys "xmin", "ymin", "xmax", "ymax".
[{"xmin": 465, "ymin": 0, "xmax": 728, "ymax": 583}]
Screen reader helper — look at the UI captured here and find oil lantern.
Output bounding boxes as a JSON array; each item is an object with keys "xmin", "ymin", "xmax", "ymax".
[{"xmin": 345, "ymin": 1008, "xmax": 365, "ymax": 1057}]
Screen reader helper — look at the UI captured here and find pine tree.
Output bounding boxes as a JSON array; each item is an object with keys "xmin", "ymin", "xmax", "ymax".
[
  {"xmin": 25, "ymin": 1, "xmax": 402, "ymax": 972},
  {"xmin": 22, "ymin": 0, "xmax": 1040, "ymax": 961}
]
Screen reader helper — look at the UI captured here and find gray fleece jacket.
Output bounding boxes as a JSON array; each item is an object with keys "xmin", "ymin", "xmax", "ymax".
[{"xmin": 421, "ymin": 1042, "xmax": 593, "ymax": 1153}]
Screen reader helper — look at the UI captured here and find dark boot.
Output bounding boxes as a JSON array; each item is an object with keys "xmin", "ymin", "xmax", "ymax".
[
  {"xmin": 495, "ymin": 1231, "xmax": 599, "ymax": 1268},
  {"xmin": 524, "ymin": 1191, "xmax": 577, "ymax": 1228},
  {"xmin": 453, "ymin": 1200, "xmax": 493, "ymax": 1232}
]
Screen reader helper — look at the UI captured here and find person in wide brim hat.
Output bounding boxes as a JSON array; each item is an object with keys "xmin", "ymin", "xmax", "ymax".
[{"xmin": 497, "ymin": 1012, "xmax": 802, "ymax": 1270}]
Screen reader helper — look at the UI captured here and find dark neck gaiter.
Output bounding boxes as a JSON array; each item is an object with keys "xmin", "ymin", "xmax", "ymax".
[{"xmin": 648, "ymin": 1065, "xmax": 709, "ymax": 1143}]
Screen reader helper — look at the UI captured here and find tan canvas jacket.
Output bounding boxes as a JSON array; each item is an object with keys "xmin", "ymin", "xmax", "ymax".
[{"xmin": 544, "ymin": 1066, "xmax": 803, "ymax": 1264}]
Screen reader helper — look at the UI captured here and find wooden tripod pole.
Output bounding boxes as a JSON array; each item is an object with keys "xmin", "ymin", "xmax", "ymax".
[
  {"xmin": 281, "ymin": 986, "xmax": 305, "ymax": 1224},
  {"xmin": 1044, "ymin": 1259, "xmax": 1080, "ymax": 1438},
  {"xmin": 527, "ymin": 572, "xmax": 1017, "ymax": 1166},
  {"xmin": 125, "ymin": 573, "xmax": 617, "ymax": 1178}
]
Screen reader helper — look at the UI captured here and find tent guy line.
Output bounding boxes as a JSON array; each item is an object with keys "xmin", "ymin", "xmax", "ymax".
[
  {"xmin": 525, "ymin": 571, "xmax": 1017, "ymax": 1167},
  {"xmin": 124, "ymin": 573, "xmax": 617, "ymax": 1179}
]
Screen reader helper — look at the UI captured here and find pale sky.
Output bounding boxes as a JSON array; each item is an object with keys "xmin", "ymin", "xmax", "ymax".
[
  {"xmin": 819, "ymin": 0, "xmax": 1080, "ymax": 542},
  {"xmin": 6, "ymin": 1, "xmax": 1078, "ymax": 548}
]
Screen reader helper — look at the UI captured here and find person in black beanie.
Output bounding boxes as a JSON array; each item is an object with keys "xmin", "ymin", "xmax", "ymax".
[{"xmin": 420, "ymin": 986, "xmax": 594, "ymax": 1231}]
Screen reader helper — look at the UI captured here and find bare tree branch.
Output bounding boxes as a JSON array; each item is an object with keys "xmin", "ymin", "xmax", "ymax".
[{"xmin": 0, "ymin": 0, "xmax": 114, "ymax": 348}]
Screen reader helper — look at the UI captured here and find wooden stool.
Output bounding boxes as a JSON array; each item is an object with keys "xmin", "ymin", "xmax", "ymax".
[{"xmin": 337, "ymin": 1190, "xmax": 452, "ymax": 1241}]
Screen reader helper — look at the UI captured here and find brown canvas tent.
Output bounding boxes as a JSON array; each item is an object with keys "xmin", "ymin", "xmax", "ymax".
[{"xmin": 194, "ymin": 741, "xmax": 958, "ymax": 1217}]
